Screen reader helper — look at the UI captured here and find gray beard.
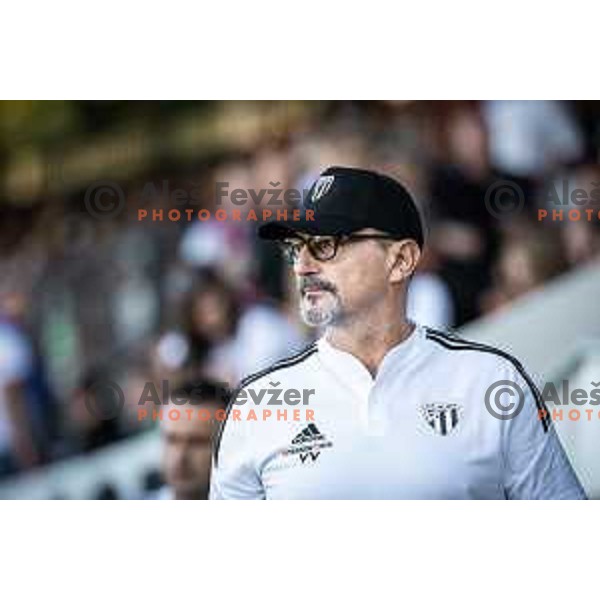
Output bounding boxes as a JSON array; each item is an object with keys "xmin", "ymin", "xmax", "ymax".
[{"xmin": 299, "ymin": 292, "xmax": 343, "ymax": 327}]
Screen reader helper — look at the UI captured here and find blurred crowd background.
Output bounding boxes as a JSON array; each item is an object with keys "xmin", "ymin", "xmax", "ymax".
[{"xmin": 1, "ymin": 100, "xmax": 599, "ymax": 496}]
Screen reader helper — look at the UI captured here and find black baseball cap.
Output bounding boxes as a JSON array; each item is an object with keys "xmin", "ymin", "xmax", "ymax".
[{"xmin": 258, "ymin": 166, "xmax": 424, "ymax": 248}]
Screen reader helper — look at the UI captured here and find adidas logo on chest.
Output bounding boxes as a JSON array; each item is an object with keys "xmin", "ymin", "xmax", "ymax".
[{"xmin": 283, "ymin": 424, "xmax": 333, "ymax": 463}]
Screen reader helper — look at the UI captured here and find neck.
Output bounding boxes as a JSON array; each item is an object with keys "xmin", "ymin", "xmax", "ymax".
[{"xmin": 325, "ymin": 297, "xmax": 414, "ymax": 377}]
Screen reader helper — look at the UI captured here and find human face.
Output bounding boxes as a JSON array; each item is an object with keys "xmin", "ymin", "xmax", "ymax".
[
  {"xmin": 161, "ymin": 408, "xmax": 215, "ymax": 499},
  {"xmin": 284, "ymin": 228, "xmax": 397, "ymax": 328},
  {"xmin": 192, "ymin": 290, "xmax": 231, "ymax": 340}
]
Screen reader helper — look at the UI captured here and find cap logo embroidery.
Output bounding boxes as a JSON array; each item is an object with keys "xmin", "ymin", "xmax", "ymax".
[{"xmin": 311, "ymin": 175, "xmax": 335, "ymax": 204}]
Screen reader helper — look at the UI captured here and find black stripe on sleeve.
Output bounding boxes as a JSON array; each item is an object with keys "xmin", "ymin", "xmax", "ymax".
[
  {"xmin": 212, "ymin": 343, "xmax": 318, "ymax": 466},
  {"xmin": 425, "ymin": 328, "xmax": 550, "ymax": 432}
]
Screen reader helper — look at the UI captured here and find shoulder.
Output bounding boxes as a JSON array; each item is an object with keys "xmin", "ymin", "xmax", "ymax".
[
  {"xmin": 423, "ymin": 326, "xmax": 528, "ymax": 373},
  {"xmin": 212, "ymin": 342, "xmax": 319, "ymax": 466},
  {"xmin": 423, "ymin": 326, "xmax": 549, "ymax": 431},
  {"xmin": 236, "ymin": 341, "xmax": 319, "ymax": 391}
]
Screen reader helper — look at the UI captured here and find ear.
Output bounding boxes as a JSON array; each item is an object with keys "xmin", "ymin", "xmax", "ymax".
[{"xmin": 386, "ymin": 240, "xmax": 421, "ymax": 284}]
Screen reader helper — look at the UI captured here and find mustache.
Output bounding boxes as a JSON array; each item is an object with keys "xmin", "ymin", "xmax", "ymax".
[{"xmin": 298, "ymin": 276, "xmax": 337, "ymax": 295}]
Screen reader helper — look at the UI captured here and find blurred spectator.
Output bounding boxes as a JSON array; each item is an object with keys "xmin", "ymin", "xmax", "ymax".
[
  {"xmin": 0, "ymin": 315, "xmax": 35, "ymax": 475},
  {"xmin": 67, "ymin": 366, "xmax": 124, "ymax": 454},
  {"xmin": 0, "ymin": 291, "xmax": 42, "ymax": 476},
  {"xmin": 483, "ymin": 101, "xmax": 584, "ymax": 178},
  {"xmin": 156, "ymin": 268, "xmax": 305, "ymax": 385},
  {"xmin": 481, "ymin": 226, "xmax": 570, "ymax": 314},
  {"xmin": 156, "ymin": 269, "xmax": 241, "ymax": 384},
  {"xmin": 179, "ymin": 160, "xmax": 255, "ymax": 283},
  {"xmin": 539, "ymin": 165, "xmax": 600, "ymax": 266},
  {"xmin": 561, "ymin": 219, "xmax": 600, "ymax": 266},
  {"xmin": 407, "ymin": 246, "xmax": 454, "ymax": 329},
  {"xmin": 151, "ymin": 379, "xmax": 228, "ymax": 500},
  {"xmin": 427, "ymin": 103, "xmax": 500, "ymax": 324}
]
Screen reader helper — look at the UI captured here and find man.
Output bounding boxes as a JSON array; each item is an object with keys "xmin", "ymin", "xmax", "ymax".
[
  {"xmin": 155, "ymin": 380, "xmax": 228, "ymax": 500},
  {"xmin": 210, "ymin": 166, "xmax": 586, "ymax": 499}
]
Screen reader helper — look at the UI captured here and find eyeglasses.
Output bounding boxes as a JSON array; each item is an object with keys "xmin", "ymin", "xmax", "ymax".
[{"xmin": 279, "ymin": 233, "xmax": 401, "ymax": 264}]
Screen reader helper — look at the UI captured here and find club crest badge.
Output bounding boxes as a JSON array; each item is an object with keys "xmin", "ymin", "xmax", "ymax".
[
  {"xmin": 418, "ymin": 403, "xmax": 462, "ymax": 436},
  {"xmin": 311, "ymin": 175, "xmax": 335, "ymax": 204}
]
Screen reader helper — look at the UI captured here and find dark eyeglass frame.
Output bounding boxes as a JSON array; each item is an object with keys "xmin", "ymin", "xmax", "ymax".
[{"xmin": 278, "ymin": 233, "xmax": 403, "ymax": 264}]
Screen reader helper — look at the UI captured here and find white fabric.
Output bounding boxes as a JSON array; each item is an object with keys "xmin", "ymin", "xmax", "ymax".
[{"xmin": 211, "ymin": 324, "xmax": 585, "ymax": 499}]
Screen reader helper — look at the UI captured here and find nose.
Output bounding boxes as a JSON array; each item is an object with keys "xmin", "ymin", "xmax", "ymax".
[{"xmin": 293, "ymin": 244, "xmax": 320, "ymax": 277}]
